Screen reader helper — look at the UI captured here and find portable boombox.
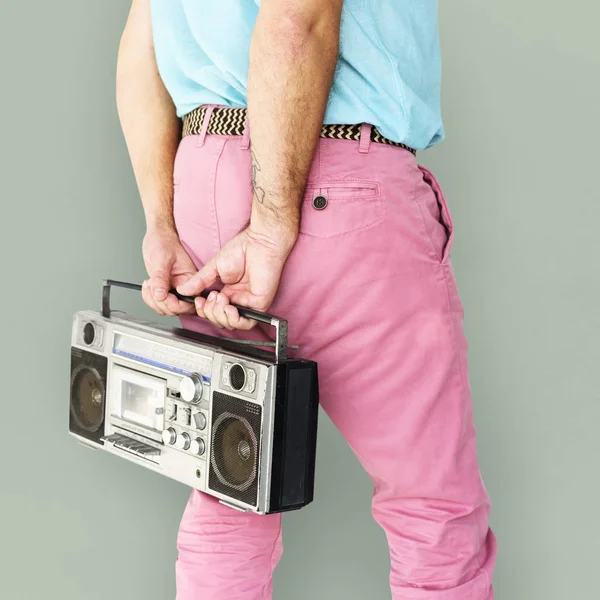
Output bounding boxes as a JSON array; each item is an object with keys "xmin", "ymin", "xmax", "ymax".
[{"xmin": 69, "ymin": 280, "xmax": 319, "ymax": 514}]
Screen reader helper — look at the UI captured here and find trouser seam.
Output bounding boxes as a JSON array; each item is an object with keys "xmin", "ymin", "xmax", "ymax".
[
  {"xmin": 262, "ymin": 525, "xmax": 281, "ymax": 599},
  {"xmin": 440, "ymin": 263, "xmax": 469, "ymax": 400},
  {"xmin": 210, "ymin": 139, "xmax": 227, "ymax": 251}
]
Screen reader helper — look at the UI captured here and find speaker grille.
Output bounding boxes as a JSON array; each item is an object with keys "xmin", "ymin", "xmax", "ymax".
[
  {"xmin": 69, "ymin": 348, "xmax": 108, "ymax": 445},
  {"xmin": 229, "ymin": 363, "xmax": 246, "ymax": 391},
  {"xmin": 209, "ymin": 392, "xmax": 261, "ymax": 507},
  {"xmin": 71, "ymin": 366, "xmax": 105, "ymax": 431}
]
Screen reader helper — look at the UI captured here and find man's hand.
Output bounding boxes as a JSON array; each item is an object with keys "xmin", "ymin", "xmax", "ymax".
[
  {"xmin": 141, "ymin": 225, "xmax": 198, "ymax": 316},
  {"xmin": 117, "ymin": 0, "xmax": 186, "ymax": 317},
  {"xmin": 176, "ymin": 225, "xmax": 296, "ymax": 331}
]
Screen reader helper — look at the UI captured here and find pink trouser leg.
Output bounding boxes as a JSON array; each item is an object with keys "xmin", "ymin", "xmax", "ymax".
[
  {"xmin": 176, "ymin": 491, "xmax": 283, "ymax": 600},
  {"xmin": 173, "ymin": 123, "xmax": 497, "ymax": 599}
]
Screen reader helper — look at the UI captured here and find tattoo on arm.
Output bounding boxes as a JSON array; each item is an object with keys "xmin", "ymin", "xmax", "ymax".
[{"xmin": 251, "ymin": 149, "xmax": 266, "ymax": 205}]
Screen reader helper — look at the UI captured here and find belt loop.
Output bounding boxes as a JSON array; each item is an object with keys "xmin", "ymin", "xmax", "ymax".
[
  {"xmin": 196, "ymin": 105, "xmax": 216, "ymax": 147},
  {"xmin": 240, "ymin": 111, "xmax": 250, "ymax": 150},
  {"xmin": 358, "ymin": 123, "xmax": 372, "ymax": 154}
]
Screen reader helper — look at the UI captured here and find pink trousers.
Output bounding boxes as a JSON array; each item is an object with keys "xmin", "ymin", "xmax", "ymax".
[{"xmin": 173, "ymin": 112, "xmax": 497, "ymax": 599}]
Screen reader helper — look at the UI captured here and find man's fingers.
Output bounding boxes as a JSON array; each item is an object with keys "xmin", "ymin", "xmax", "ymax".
[
  {"xmin": 224, "ymin": 304, "xmax": 256, "ymax": 331},
  {"xmin": 142, "ymin": 280, "xmax": 166, "ymax": 315},
  {"xmin": 219, "ymin": 287, "xmax": 262, "ymax": 331},
  {"xmin": 202, "ymin": 291, "xmax": 225, "ymax": 329},
  {"xmin": 166, "ymin": 292, "xmax": 196, "ymax": 315},
  {"xmin": 225, "ymin": 289, "xmax": 256, "ymax": 311},
  {"xmin": 147, "ymin": 279, "xmax": 254, "ymax": 331},
  {"xmin": 177, "ymin": 261, "xmax": 219, "ymax": 296},
  {"xmin": 171, "ymin": 270, "xmax": 197, "ymax": 293},
  {"xmin": 213, "ymin": 293, "xmax": 257, "ymax": 332},
  {"xmin": 194, "ymin": 296, "xmax": 208, "ymax": 319},
  {"xmin": 212, "ymin": 293, "xmax": 236, "ymax": 330},
  {"xmin": 144, "ymin": 280, "xmax": 176, "ymax": 316},
  {"xmin": 144, "ymin": 280, "xmax": 188, "ymax": 317},
  {"xmin": 153, "ymin": 293, "xmax": 177, "ymax": 317},
  {"xmin": 149, "ymin": 270, "xmax": 172, "ymax": 303}
]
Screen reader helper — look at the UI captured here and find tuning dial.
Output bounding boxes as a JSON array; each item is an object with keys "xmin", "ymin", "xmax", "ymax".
[
  {"xmin": 175, "ymin": 432, "xmax": 191, "ymax": 451},
  {"xmin": 161, "ymin": 427, "xmax": 177, "ymax": 445},
  {"xmin": 190, "ymin": 437, "xmax": 206, "ymax": 456},
  {"xmin": 180, "ymin": 373, "xmax": 204, "ymax": 404}
]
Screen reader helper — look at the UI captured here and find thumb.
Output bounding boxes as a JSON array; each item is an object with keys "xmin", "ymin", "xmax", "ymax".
[
  {"xmin": 149, "ymin": 264, "xmax": 173, "ymax": 302},
  {"xmin": 176, "ymin": 259, "xmax": 219, "ymax": 296}
]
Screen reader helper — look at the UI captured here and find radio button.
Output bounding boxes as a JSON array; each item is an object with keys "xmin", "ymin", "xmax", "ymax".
[
  {"xmin": 245, "ymin": 369, "xmax": 256, "ymax": 393},
  {"xmin": 177, "ymin": 406, "xmax": 191, "ymax": 427},
  {"xmin": 161, "ymin": 427, "xmax": 177, "ymax": 446},
  {"xmin": 167, "ymin": 401, "xmax": 177, "ymax": 421},
  {"xmin": 190, "ymin": 438, "xmax": 206, "ymax": 456},
  {"xmin": 180, "ymin": 373, "xmax": 204, "ymax": 404},
  {"xmin": 222, "ymin": 363, "xmax": 229, "ymax": 385},
  {"xmin": 193, "ymin": 412, "xmax": 207, "ymax": 431},
  {"xmin": 175, "ymin": 432, "xmax": 191, "ymax": 451}
]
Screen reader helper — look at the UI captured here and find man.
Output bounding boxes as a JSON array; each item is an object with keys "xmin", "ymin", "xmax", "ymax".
[{"xmin": 116, "ymin": 1, "xmax": 497, "ymax": 598}]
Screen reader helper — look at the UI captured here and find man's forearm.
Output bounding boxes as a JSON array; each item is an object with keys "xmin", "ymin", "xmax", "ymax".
[
  {"xmin": 116, "ymin": 0, "xmax": 180, "ymax": 232},
  {"xmin": 247, "ymin": 1, "xmax": 343, "ymax": 245}
]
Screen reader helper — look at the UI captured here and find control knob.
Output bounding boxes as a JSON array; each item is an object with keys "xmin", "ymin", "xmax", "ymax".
[
  {"xmin": 175, "ymin": 432, "xmax": 191, "ymax": 451},
  {"xmin": 180, "ymin": 373, "xmax": 204, "ymax": 404},
  {"xmin": 193, "ymin": 412, "xmax": 207, "ymax": 431},
  {"xmin": 190, "ymin": 437, "xmax": 206, "ymax": 456},
  {"xmin": 161, "ymin": 427, "xmax": 177, "ymax": 445}
]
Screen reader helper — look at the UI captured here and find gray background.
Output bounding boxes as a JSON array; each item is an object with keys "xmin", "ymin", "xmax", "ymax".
[{"xmin": 0, "ymin": 1, "xmax": 598, "ymax": 598}]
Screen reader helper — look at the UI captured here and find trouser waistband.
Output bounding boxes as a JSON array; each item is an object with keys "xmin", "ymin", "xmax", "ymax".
[{"xmin": 181, "ymin": 106, "xmax": 417, "ymax": 155}]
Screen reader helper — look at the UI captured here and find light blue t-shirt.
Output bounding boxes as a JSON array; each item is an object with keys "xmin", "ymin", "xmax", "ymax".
[{"xmin": 150, "ymin": 0, "xmax": 444, "ymax": 151}]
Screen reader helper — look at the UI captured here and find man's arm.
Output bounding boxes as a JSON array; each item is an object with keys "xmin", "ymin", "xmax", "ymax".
[
  {"xmin": 247, "ymin": 0, "xmax": 344, "ymax": 247},
  {"xmin": 177, "ymin": 0, "xmax": 344, "ymax": 329},
  {"xmin": 117, "ymin": 0, "xmax": 196, "ymax": 315},
  {"xmin": 117, "ymin": 0, "xmax": 179, "ymax": 232}
]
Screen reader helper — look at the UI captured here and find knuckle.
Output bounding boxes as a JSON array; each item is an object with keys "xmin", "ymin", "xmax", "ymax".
[
  {"xmin": 160, "ymin": 305, "xmax": 174, "ymax": 317},
  {"xmin": 150, "ymin": 270, "xmax": 169, "ymax": 282}
]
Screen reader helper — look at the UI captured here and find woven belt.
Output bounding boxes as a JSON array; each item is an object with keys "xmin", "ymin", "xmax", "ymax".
[{"xmin": 182, "ymin": 106, "xmax": 416, "ymax": 155}]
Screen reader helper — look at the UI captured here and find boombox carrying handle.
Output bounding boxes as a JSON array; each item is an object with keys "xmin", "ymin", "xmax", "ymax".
[{"xmin": 102, "ymin": 279, "xmax": 289, "ymax": 362}]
